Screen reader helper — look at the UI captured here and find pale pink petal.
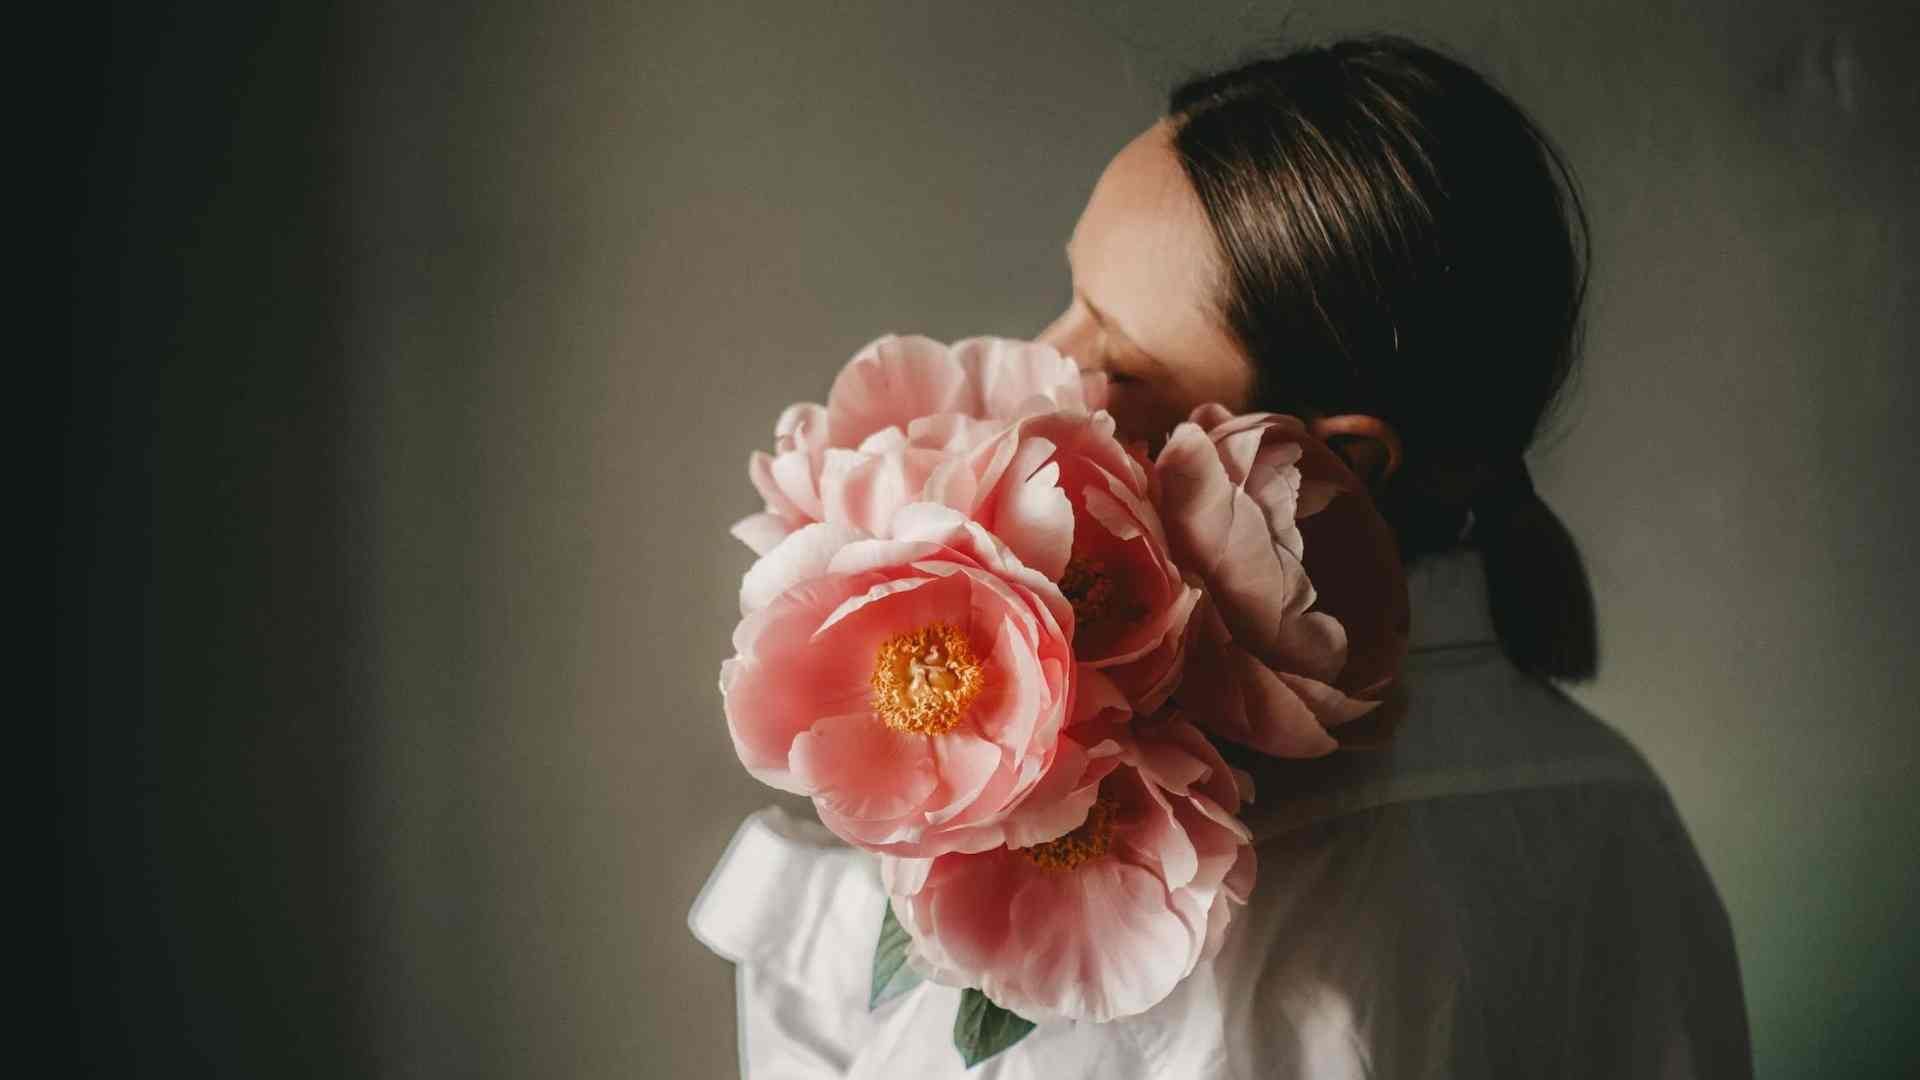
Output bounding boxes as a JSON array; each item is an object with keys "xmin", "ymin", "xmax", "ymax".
[
  {"xmin": 1000, "ymin": 858, "xmax": 1198, "ymax": 1022},
  {"xmin": 747, "ymin": 450, "xmax": 809, "ymax": 523},
  {"xmin": 768, "ymin": 446, "xmax": 825, "ymax": 518},
  {"xmin": 818, "ymin": 446, "xmax": 948, "ymax": 537},
  {"xmin": 828, "ymin": 334, "xmax": 967, "ymax": 447},
  {"xmin": 738, "ymin": 521, "xmax": 865, "ymax": 615},
  {"xmin": 1079, "ymin": 370, "xmax": 1110, "ymax": 411},
  {"xmin": 949, "ymin": 336, "xmax": 1090, "ymax": 418},
  {"xmin": 773, "ymin": 401, "xmax": 828, "ymax": 449},
  {"xmin": 1152, "ymin": 422, "xmax": 1244, "ymax": 580},
  {"xmin": 729, "ymin": 512, "xmax": 795, "ymax": 556},
  {"xmin": 988, "ymin": 459, "xmax": 1074, "ymax": 581},
  {"xmin": 881, "ymin": 856, "xmax": 931, "ymax": 898},
  {"xmin": 905, "ymin": 411, "xmax": 1006, "ymax": 452}
]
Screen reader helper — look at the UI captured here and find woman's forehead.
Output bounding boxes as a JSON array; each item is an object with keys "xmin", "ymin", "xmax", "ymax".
[{"xmin": 1068, "ymin": 122, "xmax": 1229, "ymax": 353}]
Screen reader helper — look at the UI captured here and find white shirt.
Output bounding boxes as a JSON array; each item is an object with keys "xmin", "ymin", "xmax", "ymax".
[{"xmin": 690, "ymin": 544, "xmax": 1753, "ymax": 1078}]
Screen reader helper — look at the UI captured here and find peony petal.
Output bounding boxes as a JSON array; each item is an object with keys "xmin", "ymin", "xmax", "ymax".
[
  {"xmin": 989, "ymin": 459, "xmax": 1074, "ymax": 582},
  {"xmin": 968, "ymin": 614, "xmax": 1050, "ymax": 752},
  {"xmin": 918, "ymin": 850, "xmax": 1024, "ymax": 974},
  {"xmin": 818, "ymin": 446, "xmax": 948, "ymax": 537},
  {"xmin": 767, "ymin": 446, "xmax": 825, "ymax": 518},
  {"xmin": 729, "ymin": 511, "xmax": 795, "ymax": 556},
  {"xmin": 1000, "ymin": 857, "xmax": 1199, "ymax": 1022},
  {"xmin": 738, "ymin": 521, "xmax": 865, "ymax": 615},
  {"xmin": 828, "ymin": 334, "xmax": 967, "ymax": 447},
  {"xmin": 949, "ymin": 336, "xmax": 1090, "ymax": 418},
  {"xmin": 790, "ymin": 712, "xmax": 939, "ymax": 821},
  {"xmin": 921, "ymin": 733, "xmax": 1007, "ymax": 828},
  {"xmin": 722, "ymin": 579, "xmax": 881, "ymax": 785},
  {"xmin": 1274, "ymin": 669, "xmax": 1385, "ymax": 728}
]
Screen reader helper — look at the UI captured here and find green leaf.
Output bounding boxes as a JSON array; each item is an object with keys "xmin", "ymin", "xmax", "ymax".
[
  {"xmin": 953, "ymin": 988, "xmax": 1037, "ymax": 1068},
  {"xmin": 869, "ymin": 902, "xmax": 924, "ymax": 1009}
]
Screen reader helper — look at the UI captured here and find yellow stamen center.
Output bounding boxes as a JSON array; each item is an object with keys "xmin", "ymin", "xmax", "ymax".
[
  {"xmin": 1016, "ymin": 796, "xmax": 1118, "ymax": 871},
  {"xmin": 870, "ymin": 622, "xmax": 986, "ymax": 736}
]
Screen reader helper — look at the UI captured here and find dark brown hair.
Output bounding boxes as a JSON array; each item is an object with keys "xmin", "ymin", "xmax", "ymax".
[{"xmin": 1167, "ymin": 33, "xmax": 1598, "ymax": 681}]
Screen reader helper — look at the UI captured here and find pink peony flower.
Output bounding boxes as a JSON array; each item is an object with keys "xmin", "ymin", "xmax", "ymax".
[
  {"xmin": 731, "ymin": 335, "xmax": 1107, "ymax": 555},
  {"xmin": 1151, "ymin": 405, "xmax": 1409, "ymax": 757},
  {"xmin": 720, "ymin": 503, "xmax": 1077, "ymax": 857},
  {"xmin": 882, "ymin": 692, "xmax": 1255, "ymax": 1023}
]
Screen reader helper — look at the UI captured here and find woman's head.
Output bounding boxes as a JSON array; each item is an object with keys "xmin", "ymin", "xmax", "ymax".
[{"xmin": 1040, "ymin": 33, "xmax": 1597, "ymax": 680}]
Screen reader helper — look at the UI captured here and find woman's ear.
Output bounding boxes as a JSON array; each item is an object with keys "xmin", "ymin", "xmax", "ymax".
[{"xmin": 1308, "ymin": 414, "xmax": 1403, "ymax": 487}]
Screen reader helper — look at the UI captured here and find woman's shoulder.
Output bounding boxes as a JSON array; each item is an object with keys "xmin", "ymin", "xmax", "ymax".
[{"xmin": 1235, "ymin": 643, "xmax": 1668, "ymax": 845}]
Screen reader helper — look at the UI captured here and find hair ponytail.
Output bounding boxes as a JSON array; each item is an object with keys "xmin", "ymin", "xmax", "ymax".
[{"xmin": 1470, "ymin": 469, "xmax": 1598, "ymax": 681}]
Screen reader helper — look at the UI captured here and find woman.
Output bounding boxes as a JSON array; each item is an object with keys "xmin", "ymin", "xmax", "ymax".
[{"xmin": 693, "ymin": 34, "xmax": 1751, "ymax": 1077}]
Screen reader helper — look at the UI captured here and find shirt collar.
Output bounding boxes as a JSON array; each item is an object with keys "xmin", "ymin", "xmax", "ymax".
[{"xmin": 1405, "ymin": 544, "xmax": 1499, "ymax": 653}]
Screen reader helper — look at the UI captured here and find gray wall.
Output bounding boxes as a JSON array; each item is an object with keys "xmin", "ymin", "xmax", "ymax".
[{"xmin": 352, "ymin": 2, "xmax": 1917, "ymax": 1076}]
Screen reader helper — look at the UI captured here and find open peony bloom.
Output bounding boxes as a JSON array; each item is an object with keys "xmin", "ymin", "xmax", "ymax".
[
  {"xmin": 721, "ymin": 503, "xmax": 1075, "ymax": 857},
  {"xmin": 732, "ymin": 334, "xmax": 1108, "ymax": 555},
  {"xmin": 882, "ymin": 688, "xmax": 1256, "ymax": 1024},
  {"xmin": 1152, "ymin": 405, "xmax": 1410, "ymax": 758}
]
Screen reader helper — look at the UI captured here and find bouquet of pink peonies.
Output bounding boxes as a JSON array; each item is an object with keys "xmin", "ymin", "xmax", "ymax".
[{"xmin": 719, "ymin": 333, "xmax": 1410, "ymax": 1066}]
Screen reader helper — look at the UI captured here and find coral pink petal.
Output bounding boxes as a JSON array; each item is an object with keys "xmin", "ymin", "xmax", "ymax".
[
  {"xmin": 921, "ymin": 852, "xmax": 1024, "ymax": 973},
  {"xmin": 997, "ymin": 739, "xmax": 1100, "ymax": 848},
  {"xmin": 922, "ymin": 733, "xmax": 1008, "ymax": 828},
  {"xmin": 724, "ymin": 603, "xmax": 880, "ymax": 782},
  {"xmin": 789, "ymin": 712, "xmax": 939, "ymax": 822},
  {"xmin": 1117, "ymin": 779, "xmax": 1199, "ymax": 890},
  {"xmin": 969, "ymin": 615, "xmax": 1049, "ymax": 751}
]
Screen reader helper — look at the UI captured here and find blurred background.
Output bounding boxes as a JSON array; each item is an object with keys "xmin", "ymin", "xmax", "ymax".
[{"xmin": 60, "ymin": 1, "xmax": 1918, "ymax": 1076}]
